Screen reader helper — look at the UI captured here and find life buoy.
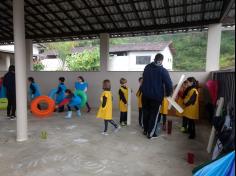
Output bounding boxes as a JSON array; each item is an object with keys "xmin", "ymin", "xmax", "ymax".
[
  {"xmin": 0, "ymin": 98, "xmax": 8, "ymax": 110},
  {"xmin": 74, "ymin": 90, "xmax": 87, "ymax": 108},
  {"xmin": 31, "ymin": 96, "xmax": 55, "ymax": 118}
]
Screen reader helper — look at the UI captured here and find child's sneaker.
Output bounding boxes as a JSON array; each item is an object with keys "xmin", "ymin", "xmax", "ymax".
[
  {"xmin": 148, "ymin": 134, "xmax": 159, "ymax": 140},
  {"xmin": 77, "ymin": 110, "xmax": 81, "ymax": 118},
  {"xmin": 65, "ymin": 111, "xmax": 72, "ymax": 119},
  {"xmin": 101, "ymin": 132, "xmax": 109, "ymax": 136},
  {"xmin": 181, "ymin": 127, "xmax": 187, "ymax": 133},
  {"xmin": 121, "ymin": 122, "xmax": 126, "ymax": 127},
  {"xmin": 114, "ymin": 126, "xmax": 121, "ymax": 133}
]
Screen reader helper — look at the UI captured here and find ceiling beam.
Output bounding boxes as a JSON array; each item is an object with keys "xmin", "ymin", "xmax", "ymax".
[
  {"xmin": 66, "ymin": 0, "xmax": 95, "ymax": 31},
  {"xmin": 80, "ymin": 0, "xmax": 106, "ymax": 30},
  {"xmin": 36, "ymin": 0, "xmax": 75, "ymax": 33},
  {"xmin": 24, "ymin": 0, "xmax": 223, "ymax": 12},
  {"xmin": 25, "ymin": 0, "xmax": 61, "ymax": 35},
  {"xmin": 183, "ymin": 0, "xmax": 188, "ymax": 23},
  {"xmin": 54, "ymin": 2, "xmax": 84, "ymax": 32},
  {"xmin": 220, "ymin": 0, "xmax": 235, "ymax": 22},
  {"xmin": 147, "ymin": 0, "xmax": 157, "ymax": 25},
  {"xmin": 96, "ymin": 0, "xmax": 118, "ymax": 29},
  {"xmin": 129, "ymin": 0, "xmax": 144, "ymax": 27},
  {"xmin": 163, "ymin": 0, "xmax": 171, "ymax": 24},
  {"xmin": 1, "ymin": 1, "xmax": 41, "ymax": 36},
  {"xmin": 24, "ymin": 19, "xmax": 219, "ymax": 40}
]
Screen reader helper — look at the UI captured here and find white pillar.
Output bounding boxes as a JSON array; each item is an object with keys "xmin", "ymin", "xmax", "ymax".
[
  {"xmin": 100, "ymin": 33, "xmax": 109, "ymax": 72},
  {"xmin": 206, "ymin": 23, "xmax": 222, "ymax": 71},
  {"xmin": 26, "ymin": 39, "xmax": 33, "ymax": 72},
  {"xmin": 5, "ymin": 55, "xmax": 11, "ymax": 70},
  {"xmin": 13, "ymin": 0, "xmax": 28, "ymax": 142}
]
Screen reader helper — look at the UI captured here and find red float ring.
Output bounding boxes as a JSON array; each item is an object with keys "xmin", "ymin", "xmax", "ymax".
[{"xmin": 31, "ymin": 96, "xmax": 55, "ymax": 118}]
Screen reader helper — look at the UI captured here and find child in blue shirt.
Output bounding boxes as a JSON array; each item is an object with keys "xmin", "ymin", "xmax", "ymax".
[
  {"xmin": 56, "ymin": 89, "xmax": 82, "ymax": 119},
  {"xmin": 75, "ymin": 76, "xmax": 91, "ymax": 113},
  {"xmin": 56, "ymin": 77, "xmax": 67, "ymax": 112},
  {"xmin": 28, "ymin": 77, "xmax": 41, "ymax": 100}
]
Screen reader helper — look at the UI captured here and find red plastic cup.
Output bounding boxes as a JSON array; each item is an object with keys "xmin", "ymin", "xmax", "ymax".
[
  {"xmin": 187, "ymin": 153, "xmax": 195, "ymax": 164},
  {"xmin": 167, "ymin": 120, "xmax": 172, "ymax": 134}
]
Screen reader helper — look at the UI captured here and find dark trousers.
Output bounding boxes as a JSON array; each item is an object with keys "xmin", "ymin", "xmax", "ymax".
[
  {"xmin": 182, "ymin": 117, "xmax": 188, "ymax": 129},
  {"xmin": 139, "ymin": 108, "xmax": 143, "ymax": 127},
  {"xmin": 67, "ymin": 105, "xmax": 79, "ymax": 111},
  {"xmin": 142, "ymin": 96, "xmax": 161, "ymax": 137},
  {"xmin": 104, "ymin": 120, "xmax": 118, "ymax": 132},
  {"xmin": 7, "ymin": 94, "xmax": 16, "ymax": 117},
  {"xmin": 86, "ymin": 102, "xmax": 91, "ymax": 111},
  {"xmin": 58, "ymin": 106, "xmax": 64, "ymax": 112},
  {"xmin": 188, "ymin": 119, "xmax": 196, "ymax": 137},
  {"xmin": 158, "ymin": 113, "xmax": 167, "ymax": 125},
  {"xmin": 120, "ymin": 112, "xmax": 127, "ymax": 124}
]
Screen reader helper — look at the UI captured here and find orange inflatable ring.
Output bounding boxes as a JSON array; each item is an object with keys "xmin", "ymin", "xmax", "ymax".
[{"xmin": 31, "ymin": 96, "xmax": 55, "ymax": 118}]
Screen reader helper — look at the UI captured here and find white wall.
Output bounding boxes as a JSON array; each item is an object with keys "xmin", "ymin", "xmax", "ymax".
[
  {"xmin": 0, "ymin": 53, "xmax": 13, "ymax": 71},
  {"xmin": 0, "ymin": 45, "xmax": 39, "ymax": 55},
  {"xmin": 162, "ymin": 47, "xmax": 173, "ymax": 70},
  {"xmin": 108, "ymin": 48, "xmax": 173, "ymax": 71},
  {"xmin": 41, "ymin": 59, "xmax": 63, "ymax": 71},
  {"xmin": 108, "ymin": 56, "xmax": 129, "ymax": 71}
]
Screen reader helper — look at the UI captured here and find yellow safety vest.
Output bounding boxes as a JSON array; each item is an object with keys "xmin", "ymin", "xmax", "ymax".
[
  {"xmin": 97, "ymin": 91, "xmax": 113, "ymax": 120},
  {"xmin": 136, "ymin": 90, "xmax": 142, "ymax": 108},
  {"xmin": 160, "ymin": 97, "xmax": 169, "ymax": 115},
  {"xmin": 119, "ymin": 86, "xmax": 128, "ymax": 112},
  {"xmin": 183, "ymin": 88, "xmax": 199, "ymax": 120}
]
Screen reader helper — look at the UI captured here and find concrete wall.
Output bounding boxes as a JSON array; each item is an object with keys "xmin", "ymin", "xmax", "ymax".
[
  {"xmin": 22, "ymin": 71, "xmax": 210, "ymax": 110},
  {"xmin": 0, "ymin": 53, "xmax": 13, "ymax": 71}
]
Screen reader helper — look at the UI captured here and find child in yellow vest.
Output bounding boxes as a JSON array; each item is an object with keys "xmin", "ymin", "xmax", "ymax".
[
  {"xmin": 136, "ymin": 77, "xmax": 143, "ymax": 128},
  {"xmin": 157, "ymin": 97, "xmax": 169, "ymax": 131},
  {"xmin": 97, "ymin": 80, "xmax": 120, "ymax": 136},
  {"xmin": 183, "ymin": 77, "xmax": 199, "ymax": 139},
  {"xmin": 175, "ymin": 81, "xmax": 189, "ymax": 133},
  {"xmin": 119, "ymin": 78, "xmax": 128, "ymax": 126}
]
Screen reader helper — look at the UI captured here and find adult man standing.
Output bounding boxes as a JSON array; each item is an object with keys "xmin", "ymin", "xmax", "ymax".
[
  {"xmin": 141, "ymin": 54, "xmax": 173, "ymax": 139},
  {"xmin": 3, "ymin": 65, "xmax": 16, "ymax": 120}
]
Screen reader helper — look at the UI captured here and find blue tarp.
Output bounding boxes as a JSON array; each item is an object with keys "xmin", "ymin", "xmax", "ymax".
[{"xmin": 194, "ymin": 151, "xmax": 235, "ymax": 176}]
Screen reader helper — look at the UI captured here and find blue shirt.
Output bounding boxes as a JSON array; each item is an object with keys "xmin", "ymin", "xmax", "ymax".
[{"xmin": 75, "ymin": 82, "xmax": 88, "ymax": 91}]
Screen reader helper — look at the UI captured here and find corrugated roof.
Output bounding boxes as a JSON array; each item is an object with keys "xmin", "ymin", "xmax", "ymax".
[{"xmin": 0, "ymin": 0, "xmax": 235, "ymax": 44}]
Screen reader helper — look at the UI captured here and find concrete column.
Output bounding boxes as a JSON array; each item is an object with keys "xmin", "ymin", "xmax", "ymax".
[
  {"xmin": 100, "ymin": 33, "xmax": 109, "ymax": 72},
  {"xmin": 5, "ymin": 54, "xmax": 11, "ymax": 70},
  {"xmin": 206, "ymin": 23, "xmax": 222, "ymax": 71},
  {"xmin": 13, "ymin": 0, "xmax": 28, "ymax": 142},
  {"xmin": 26, "ymin": 39, "xmax": 33, "ymax": 72}
]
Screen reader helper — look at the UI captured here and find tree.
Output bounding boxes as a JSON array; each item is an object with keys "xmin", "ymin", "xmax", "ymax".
[
  {"xmin": 33, "ymin": 62, "xmax": 45, "ymax": 71},
  {"xmin": 66, "ymin": 48, "xmax": 100, "ymax": 71},
  {"xmin": 46, "ymin": 42, "xmax": 76, "ymax": 70},
  {"xmin": 220, "ymin": 31, "xmax": 235, "ymax": 69}
]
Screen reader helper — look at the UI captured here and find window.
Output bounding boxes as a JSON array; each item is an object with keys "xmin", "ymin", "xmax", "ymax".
[
  {"xmin": 220, "ymin": 30, "xmax": 235, "ymax": 70},
  {"xmin": 32, "ymin": 39, "xmax": 100, "ymax": 71},
  {"xmin": 108, "ymin": 32, "xmax": 207, "ymax": 71},
  {"xmin": 136, "ymin": 56, "xmax": 151, "ymax": 65}
]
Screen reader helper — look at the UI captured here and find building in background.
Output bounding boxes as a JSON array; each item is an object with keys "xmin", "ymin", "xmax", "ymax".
[
  {"xmin": 0, "ymin": 44, "xmax": 45, "ymax": 71},
  {"xmin": 108, "ymin": 41, "xmax": 175, "ymax": 71}
]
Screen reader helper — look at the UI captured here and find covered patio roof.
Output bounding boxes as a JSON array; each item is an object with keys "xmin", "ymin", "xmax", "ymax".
[{"xmin": 0, "ymin": 0, "xmax": 235, "ymax": 44}]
